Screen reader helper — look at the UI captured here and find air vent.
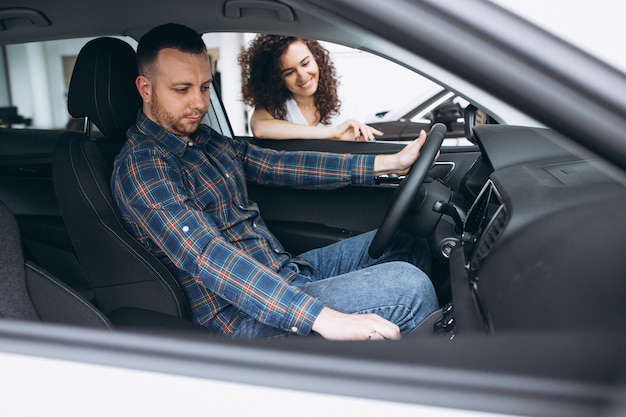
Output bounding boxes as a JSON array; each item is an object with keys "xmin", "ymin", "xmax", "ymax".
[
  {"xmin": 474, "ymin": 204, "xmax": 507, "ymax": 261},
  {"xmin": 462, "ymin": 180, "xmax": 508, "ymax": 268}
]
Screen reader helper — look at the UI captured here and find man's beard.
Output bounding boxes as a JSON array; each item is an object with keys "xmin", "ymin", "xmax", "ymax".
[{"xmin": 150, "ymin": 96, "xmax": 204, "ymax": 138}]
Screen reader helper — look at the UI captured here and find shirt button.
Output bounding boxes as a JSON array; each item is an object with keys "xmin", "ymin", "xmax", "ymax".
[
  {"xmin": 274, "ymin": 248, "xmax": 281, "ymax": 253},
  {"xmin": 182, "ymin": 226, "xmax": 190, "ymax": 232},
  {"xmin": 290, "ymin": 326, "xmax": 298, "ymax": 333}
]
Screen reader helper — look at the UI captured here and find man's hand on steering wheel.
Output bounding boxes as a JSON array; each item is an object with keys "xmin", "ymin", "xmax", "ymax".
[
  {"xmin": 373, "ymin": 130, "xmax": 428, "ymax": 176},
  {"xmin": 369, "ymin": 124, "xmax": 447, "ymax": 259}
]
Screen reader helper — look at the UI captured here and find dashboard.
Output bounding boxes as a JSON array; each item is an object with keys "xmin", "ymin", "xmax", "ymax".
[{"xmin": 443, "ymin": 125, "xmax": 626, "ymax": 336}]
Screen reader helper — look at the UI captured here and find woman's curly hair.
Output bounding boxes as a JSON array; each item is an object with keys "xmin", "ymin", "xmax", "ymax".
[{"xmin": 239, "ymin": 34, "xmax": 340, "ymax": 125}]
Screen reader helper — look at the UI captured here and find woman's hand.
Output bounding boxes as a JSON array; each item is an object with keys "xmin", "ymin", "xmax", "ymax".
[{"xmin": 333, "ymin": 120, "xmax": 383, "ymax": 142}]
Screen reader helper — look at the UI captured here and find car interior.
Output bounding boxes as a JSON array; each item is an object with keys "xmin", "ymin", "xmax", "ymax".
[
  {"xmin": 11, "ymin": 34, "xmax": 459, "ymax": 334},
  {"xmin": 1, "ymin": 1, "xmax": 625, "ymax": 415},
  {"xmin": 0, "ymin": 0, "xmax": 624, "ymax": 336},
  {"xmin": 2, "ymin": 43, "xmax": 624, "ymax": 338}
]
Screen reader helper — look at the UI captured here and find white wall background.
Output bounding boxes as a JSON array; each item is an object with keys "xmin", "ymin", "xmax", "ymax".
[
  {"xmin": 5, "ymin": 37, "xmax": 137, "ymax": 129},
  {"xmin": 207, "ymin": 35, "xmax": 437, "ymax": 136},
  {"xmin": 200, "ymin": 32, "xmax": 435, "ymax": 136},
  {"xmin": 323, "ymin": 42, "xmax": 438, "ymax": 124}
]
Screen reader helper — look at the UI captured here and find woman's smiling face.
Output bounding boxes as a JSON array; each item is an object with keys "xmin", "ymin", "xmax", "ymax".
[{"xmin": 279, "ymin": 39, "xmax": 320, "ymax": 100}]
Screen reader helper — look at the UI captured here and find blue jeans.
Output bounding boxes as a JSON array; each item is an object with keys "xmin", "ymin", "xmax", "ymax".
[{"xmin": 231, "ymin": 230, "xmax": 439, "ymax": 339}]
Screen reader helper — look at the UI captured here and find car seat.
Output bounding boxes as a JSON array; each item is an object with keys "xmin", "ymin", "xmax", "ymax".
[
  {"xmin": 52, "ymin": 37, "xmax": 193, "ymax": 323},
  {"xmin": 0, "ymin": 199, "xmax": 112, "ymax": 329}
]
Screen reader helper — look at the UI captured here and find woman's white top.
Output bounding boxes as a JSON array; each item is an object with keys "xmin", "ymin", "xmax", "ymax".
[{"xmin": 285, "ymin": 98, "xmax": 335, "ymax": 126}]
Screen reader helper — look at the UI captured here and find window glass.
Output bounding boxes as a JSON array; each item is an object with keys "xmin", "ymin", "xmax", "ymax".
[
  {"xmin": 207, "ymin": 33, "xmax": 482, "ymax": 145},
  {"xmin": 1, "ymin": 33, "xmax": 483, "ymax": 145},
  {"xmin": 1, "ymin": 36, "xmax": 136, "ymax": 131}
]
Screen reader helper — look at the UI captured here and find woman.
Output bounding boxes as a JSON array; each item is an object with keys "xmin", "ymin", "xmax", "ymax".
[{"xmin": 239, "ymin": 34, "xmax": 382, "ymax": 141}]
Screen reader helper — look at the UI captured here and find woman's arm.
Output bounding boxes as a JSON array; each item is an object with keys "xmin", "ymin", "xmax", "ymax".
[{"xmin": 250, "ymin": 107, "xmax": 382, "ymax": 141}]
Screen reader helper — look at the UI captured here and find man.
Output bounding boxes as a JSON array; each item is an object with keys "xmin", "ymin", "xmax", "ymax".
[{"xmin": 112, "ymin": 23, "xmax": 438, "ymax": 340}]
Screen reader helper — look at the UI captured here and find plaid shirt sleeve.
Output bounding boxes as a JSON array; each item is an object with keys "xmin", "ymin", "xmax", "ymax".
[
  {"xmin": 234, "ymin": 139, "xmax": 375, "ymax": 188},
  {"xmin": 115, "ymin": 147, "xmax": 325, "ymax": 335}
]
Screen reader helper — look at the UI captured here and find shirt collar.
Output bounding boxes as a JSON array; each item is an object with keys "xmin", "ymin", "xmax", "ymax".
[{"xmin": 135, "ymin": 110, "xmax": 208, "ymax": 157}]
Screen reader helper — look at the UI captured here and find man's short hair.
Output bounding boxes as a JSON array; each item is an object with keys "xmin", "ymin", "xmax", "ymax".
[{"xmin": 136, "ymin": 23, "xmax": 207, "ymax": 76}]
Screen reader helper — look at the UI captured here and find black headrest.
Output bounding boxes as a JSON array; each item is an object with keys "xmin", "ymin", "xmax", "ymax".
[{"xmin": 68, "ymin": 37, "xmax": 141, "ymax": 140}]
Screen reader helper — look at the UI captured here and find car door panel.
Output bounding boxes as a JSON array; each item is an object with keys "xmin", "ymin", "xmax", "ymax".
[
  {"xmin": 248, "ymin": 183, "xmax": 396, "ymax": 255},
  {"xmin": 243, "ymin": 137, "xmax": 480, "ymax": 254}
]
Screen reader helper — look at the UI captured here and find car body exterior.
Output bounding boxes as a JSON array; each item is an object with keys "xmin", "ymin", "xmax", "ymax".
[{"xmin": 0, "ymin": 1, "xmax": 625, "ymax": 417}]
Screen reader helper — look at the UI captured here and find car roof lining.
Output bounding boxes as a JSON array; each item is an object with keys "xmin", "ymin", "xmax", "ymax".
[{"xmin": 0, "ymin": 1, "xmax": 362, "ymax": 45}]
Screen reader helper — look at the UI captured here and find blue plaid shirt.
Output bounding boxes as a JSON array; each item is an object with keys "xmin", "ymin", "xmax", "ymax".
[{"xmin": 111, "ymin": 111, "xmax": 375, "ymax": 335}]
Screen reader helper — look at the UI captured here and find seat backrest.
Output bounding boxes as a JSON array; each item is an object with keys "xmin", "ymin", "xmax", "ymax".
[
  {"xmin": 52, "ymin": 37, "xmax": 190, "ymax": 319},
  {"xmin": 0, "ymin": 200, "xmax": 112, "ymax": 329}
]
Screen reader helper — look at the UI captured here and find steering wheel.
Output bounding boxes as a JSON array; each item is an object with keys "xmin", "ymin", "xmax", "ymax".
[{"xmin": 368, "ymin": 123, "xmax": 447, "ymax": 258}]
